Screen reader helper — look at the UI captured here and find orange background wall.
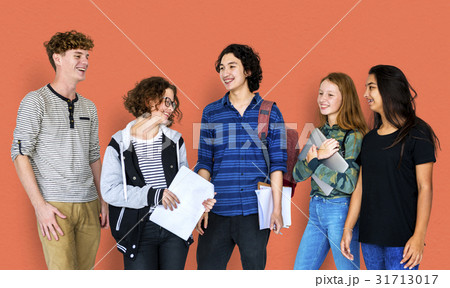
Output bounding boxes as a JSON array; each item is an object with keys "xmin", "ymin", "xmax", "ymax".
[{"xmin": 1, "ymin": 0, "xmax": 448, "ymax": 270}]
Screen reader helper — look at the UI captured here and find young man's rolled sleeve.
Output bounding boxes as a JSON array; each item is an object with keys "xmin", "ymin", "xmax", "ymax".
[
  {"xmin": 11, "ymin": 92, "xmax": 44, "ymax": 161},
  {"xmin": 267, "ymin": 105, "xmax": 287, "ymax": 174}
]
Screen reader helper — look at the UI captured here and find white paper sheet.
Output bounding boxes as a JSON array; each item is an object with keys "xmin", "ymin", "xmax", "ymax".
[
  {"xmin": 150, "ymin": 166, "xmax": 214, "ymax": 240},
  {"xmin": 255, "ymin": 186, "xmax": 291, "ymax": 230}
]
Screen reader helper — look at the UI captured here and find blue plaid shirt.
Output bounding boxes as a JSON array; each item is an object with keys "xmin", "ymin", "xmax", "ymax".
[{"xmin": 195, "ymin": 92, "xmax": 287, "ymax": 216}]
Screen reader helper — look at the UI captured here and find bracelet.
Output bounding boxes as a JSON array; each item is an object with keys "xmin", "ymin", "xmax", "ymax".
[{"xmin": 343, "ymin": 227, "xmax": 353, "ymax": 232}]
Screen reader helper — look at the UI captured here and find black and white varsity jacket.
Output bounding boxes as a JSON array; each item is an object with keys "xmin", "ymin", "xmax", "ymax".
[{"xmin": 100, "ymin": 120, "xmax": 191, "ymax": 260}]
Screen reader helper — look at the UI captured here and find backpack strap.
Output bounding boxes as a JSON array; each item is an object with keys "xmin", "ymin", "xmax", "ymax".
[{"xmin": 258, "ymin": 100, "xmax": 274, "ymax": 183}]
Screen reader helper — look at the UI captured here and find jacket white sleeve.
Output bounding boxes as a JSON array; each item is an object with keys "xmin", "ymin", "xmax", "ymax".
[
  {"xmin": 100, "ymin": 145, "xmax": 155, "ymax": 209},
  {"xmin": 179, "ymin": 138, "xmax": 189, "ymax": 169}
]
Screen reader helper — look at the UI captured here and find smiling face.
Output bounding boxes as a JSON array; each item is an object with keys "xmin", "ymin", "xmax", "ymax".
[
  {"xmin": 218, "ymin": 53, "xmax": 250, "ymax": 92},
  {"xmin": 54, "ymin": 49, "xmax": 90, "ymax": 83},
  {"xmin": 364, "ymin": 74, "xmax": 383, "ymax": 114},
  {"xmin": 317, "ymin": 79, "xmax": 343, "ymax": 125},
  {"xmin": 150, "ymin": 88, "xmax": 175, "ymax": 125}
]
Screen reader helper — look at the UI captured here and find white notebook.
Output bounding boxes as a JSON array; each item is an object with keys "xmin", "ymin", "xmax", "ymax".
[
  {"xmin": 150, "ymin": 166, "xmax": 214, "ymax": 240},
  {"xmin": 255, "ymin": 182, "xmax": 291, "ymax": 230}
]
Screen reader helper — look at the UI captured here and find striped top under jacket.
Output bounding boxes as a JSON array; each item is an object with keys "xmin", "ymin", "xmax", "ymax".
[
  {"xmin": 131, "ymin": 131, "xmax": 167, "ymax": 190},
  {"xmin": 11, "ymin": 84, "xmax": 100, "ymax": 202},
  {"xmin": 195, "ymin": 92, "xmax": 287, "ymax": 216}
]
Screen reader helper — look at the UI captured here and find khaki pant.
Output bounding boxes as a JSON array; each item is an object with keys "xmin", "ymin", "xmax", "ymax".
[{"xmin": 38, "ymin": 199, "xmax": 100, "ymax": 270}]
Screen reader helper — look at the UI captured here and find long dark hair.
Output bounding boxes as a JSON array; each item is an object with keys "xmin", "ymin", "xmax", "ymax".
[{"xmin": 369, "ymin": 65, "xmax": 439, "ymax": 160}]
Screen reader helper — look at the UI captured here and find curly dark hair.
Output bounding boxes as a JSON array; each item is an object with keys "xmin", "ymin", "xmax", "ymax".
[
  {"xmin": 215, "ymin": 44, "xmax": 263, "ymax": 92},
  {"xmin": 43, "ymin": 30, "xmax": 94, "ymax": 71},
  {"xmin": 123, "ymin": 76, "xmax": 182, "ymax": 126}
]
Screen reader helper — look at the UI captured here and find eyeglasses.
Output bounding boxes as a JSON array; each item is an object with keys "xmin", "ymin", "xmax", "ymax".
[{"xmin": 164, "ymin": 97, "xmax": 177, "ymax": 110}]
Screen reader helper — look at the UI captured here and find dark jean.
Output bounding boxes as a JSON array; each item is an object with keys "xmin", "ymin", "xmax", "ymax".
[
  {"xmin": 196, "ymin": 212, "xmax": 270, "ymax": 270},
  {"xmin": 361, "ymin": 243, "xmax": 419, "ymax": 270},
  {"xmin": 123, "ymin": 220, "xmax": 189, "ymax": 270}
]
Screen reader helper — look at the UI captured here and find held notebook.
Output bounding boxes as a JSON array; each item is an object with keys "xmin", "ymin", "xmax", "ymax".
[{"xmin": 298, "ymin": 128, "xmax": 348, "ymax": 195}]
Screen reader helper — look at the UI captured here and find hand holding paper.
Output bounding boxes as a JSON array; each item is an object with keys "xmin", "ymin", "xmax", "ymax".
[
  {"xmin": 150, "ymin": 166, "xmax": 215, "ymax": 241},
  {"xmin": 255, "ymin": 183, "xmax": 291, "ymax": 231},
  {"xmin": 161, "ymin": 189, "xmax": 180, "ymax": 211},
  {"xmin": 202, "ymin": 197, "xmax": 216, "ymax": 212}
]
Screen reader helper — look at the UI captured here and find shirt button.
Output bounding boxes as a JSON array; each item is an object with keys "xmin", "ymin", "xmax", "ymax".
[
  {"xmin": 130, "ymin": 254, "xmax": 134, "ymax": 258},
  {"xmin": 241, "ymin": 188, "xmax": 243, "ymax": 191},
  {"xmin": 132, "ymin": 176, "xmax": 136, "ymax": 180},
  {"xmin": 132, "ymin": 245, "xmax": 136, "ymax": 249},
  {"xmin": 170, "ymin": 165, "xmax": 174, "ymax": 168}
]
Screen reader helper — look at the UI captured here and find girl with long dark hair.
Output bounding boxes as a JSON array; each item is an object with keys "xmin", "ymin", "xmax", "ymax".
[{"xmin": 341, "ymin": 65, "xmax": 439, "ymax": 270}]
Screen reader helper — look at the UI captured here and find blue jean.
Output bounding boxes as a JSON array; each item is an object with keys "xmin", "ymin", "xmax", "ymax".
[
  {"xmin": 361, "ymin": 243, "xmax": 419, "ymax": 270},
  {"xmin": 294, "ymin": 196, "xmax": 360, "ymax": 270},
  {"xmin": 123, "ymin": 221, "xmax": 189, "ymax": 270}
]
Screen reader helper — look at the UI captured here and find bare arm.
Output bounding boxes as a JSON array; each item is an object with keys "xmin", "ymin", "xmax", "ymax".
[
  {"xmin": 401, "ymin": 162, "xmax": 433, "ymax": 269},
  {"xmin": 90, "ymin": 159, "xmax": 109, "ymax": 229},
  {"xmin": 90, "ymin": 159, "xmax": 102, "ymax": 198},
  {"xmin": 197, "ymin": 169, "xmax": 216, "ymax": 212},
  {"xmin": 269, "ymin": 170, "xmax": 283, "ymax": 234},
  {"xmin": 196, "ymin": 168, "xmax": 211, "ymax": 235},
  {"xmin": 14, "ymin": 155, "xmax": 66, "ymax": 240},
  {"xmin": 341, "ymin": 168, "xmax": 363, "ymax": 260}
]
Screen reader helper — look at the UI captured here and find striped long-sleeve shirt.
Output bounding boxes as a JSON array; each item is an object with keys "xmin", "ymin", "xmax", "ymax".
[
  {"xmin": 11, "ymin": 84, "xmax": 100, "ymax": 202},
  {"xmin": 293, "ymin": 123, "xmax": 363, "ymax": 198}
]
